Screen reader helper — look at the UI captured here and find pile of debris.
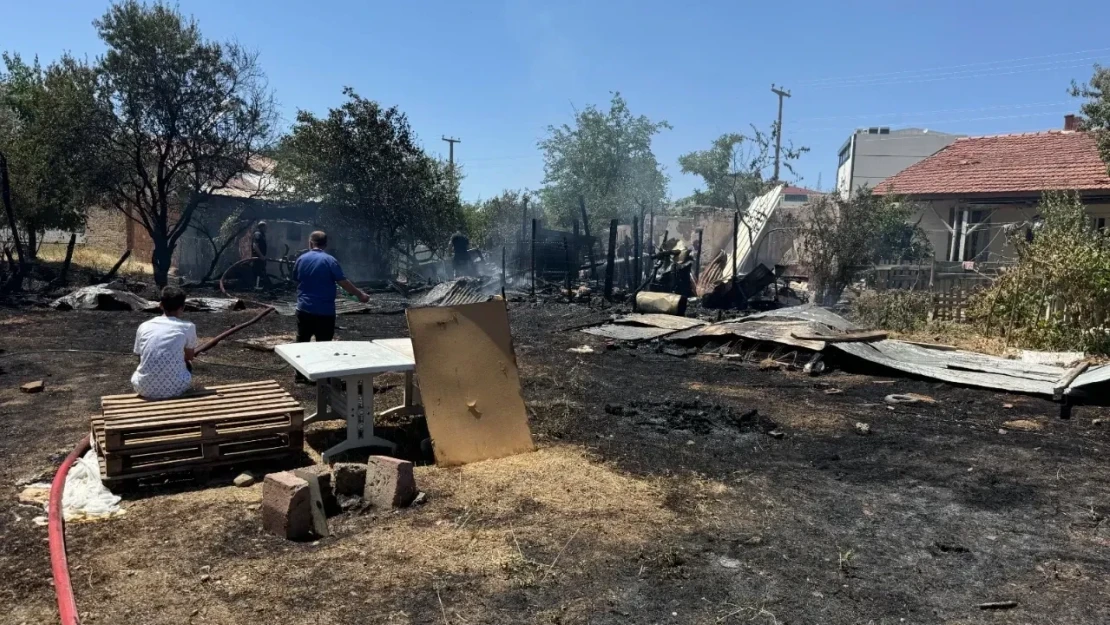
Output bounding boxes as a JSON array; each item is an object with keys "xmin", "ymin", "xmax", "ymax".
[
  {"xmin": 579, "ymin": 304, "xmax": 1110, "ymax": 401},
  {"xmin": 51, "ymin": 285, "xmax": 245, "ymax": 313}
]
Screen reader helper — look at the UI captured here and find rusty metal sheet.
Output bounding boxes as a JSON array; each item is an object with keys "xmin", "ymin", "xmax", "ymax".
[
  {"xmin": 581, "ymin": 325, "xmax": 678, "ymax": 341},
  {"xmin": 666, "ymin": 319, "xmax": 828, "ymax": 351},
  {"xmin": 611, "ymin": 313, "xmax": 707, "ymax": 331},
  {"xmin": 743, "ymin": 304, "xmax": 861, "ymax": 332}
]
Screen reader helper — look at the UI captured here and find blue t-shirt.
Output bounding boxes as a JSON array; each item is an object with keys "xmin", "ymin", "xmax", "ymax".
[{"xmin": 293, "ymin": 249, "xmax": 345, "ymax": 315}]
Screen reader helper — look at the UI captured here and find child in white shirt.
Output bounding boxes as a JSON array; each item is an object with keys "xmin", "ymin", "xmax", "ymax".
[{"xmin": 131, "ymin": 286, "xmax": 198, "ymax": 399}]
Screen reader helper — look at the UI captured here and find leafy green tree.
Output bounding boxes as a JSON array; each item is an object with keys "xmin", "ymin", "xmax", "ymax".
[
  {"xmin": 1073, "ymin": 64, "xmax": 1110, "ymax": 172},
  {"xmin": 0, "ymin": 53, "xmax": 111, "ymax": 258},
  {"xmin": 461, "ymin": 189, "xmax": 535, "ymax": 250},
  {"xmin": 92, "ymin": 1, "xmax": 277, "ymax": 286},
  {"xmin": 277, "ymin": 88, "xmax": 462, "ymax": 276},
  {"xmin": 539, "ymin": 93, "xmax": 669, "ymax": 228},
  {"xmin": 799, "ymin": 189, "xmax": 930, "ymax": 306},
  {"xmin": 677, "ymin": 125, "xmax": 807, "ymax": 212}
]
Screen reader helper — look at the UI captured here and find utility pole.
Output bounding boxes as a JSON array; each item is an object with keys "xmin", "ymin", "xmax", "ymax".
[
  {"xmin": 770, "ymin": 85, "xmax": 791, "ymax": 182},
  {"xmin": 441, "ymin": 136, "xmax": 461, "ymax": 170}
]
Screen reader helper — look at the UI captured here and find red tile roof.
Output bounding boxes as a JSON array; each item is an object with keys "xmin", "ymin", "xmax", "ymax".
[
  {"xmin": 873, "ymin": 131, "xmax": 1110, "ymax": 196},
  {"xmin": 782, "ymin": 185, "xmax": 821, "ymax": 196}
]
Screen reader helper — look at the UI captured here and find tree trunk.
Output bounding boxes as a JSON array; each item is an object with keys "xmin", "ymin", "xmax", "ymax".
[
  {"xmin": 25, "ymin": 228, "xmax": 38, "ymax": 261},
  {"xmin": 56, "ymin": 233, "xmax": 78, "ymax": 286},
  {"xmin": 152, "ymin": 244, "xmax": 172, "ymax": 287}
]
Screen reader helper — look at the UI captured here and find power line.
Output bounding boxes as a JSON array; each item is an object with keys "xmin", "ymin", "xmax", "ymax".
[
  {"xmin": 793, "ymin": 100, "xmax": 1072, "ymax": 123},
  {"xmin": 795, "ymin": 47, "xmax": 1110, "ymax": 87},
  {"xmin": 792, "ymin": 110, "xmax": 1075, "ymax": 134},
  {"xmin": 801, "ymin": 59, "xmax": 1103, "ymax": 91}
]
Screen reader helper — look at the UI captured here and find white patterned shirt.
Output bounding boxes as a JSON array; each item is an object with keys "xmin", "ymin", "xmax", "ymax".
[{"xmin": 131, "ymin": 316, "xmax": 198, "ymax": 399}]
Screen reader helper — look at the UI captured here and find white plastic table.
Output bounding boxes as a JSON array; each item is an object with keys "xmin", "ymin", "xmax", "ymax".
[{"xmin": 273, "ymin": 340, "xmax": 421, "ymax": 461}]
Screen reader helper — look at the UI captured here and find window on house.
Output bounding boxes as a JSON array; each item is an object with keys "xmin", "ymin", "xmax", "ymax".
[
  {"xmin": 1094, "ymin": 217, "xmax": 1106, "ymax": 232},
  {"xmin": 838, "ymin": 146, "xmax": 851, "ymax": 167},
  {"xmin": 784, "ymin": 194, "xmax": 808, "ymax": 203}
]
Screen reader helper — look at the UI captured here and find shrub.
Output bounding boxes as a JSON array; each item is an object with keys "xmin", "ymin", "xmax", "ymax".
[
  {"xmin": 971, "ymin": 192, "xmax": 1110, "ymax": 353},
  {"xmin": 852, "ymin": 290, "xmax": 933, "ymax": 333}
]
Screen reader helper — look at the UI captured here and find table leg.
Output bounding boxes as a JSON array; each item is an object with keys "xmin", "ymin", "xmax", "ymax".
[
  {"xmin": 378, "ymin": 371, "xmax": 423, "ymax": 419},
  {"xmin": 304, "ymin": 380, "xmax": 329, "ymax": 425},
  {"xmin": 322, "ymin": 374, "xmax": 396, "ymax": 462}
]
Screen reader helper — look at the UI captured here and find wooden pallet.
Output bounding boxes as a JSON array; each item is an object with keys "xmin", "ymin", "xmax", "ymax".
[{"xmin": 93, "ymin": 380, "xmax": 303, "ymax": 482}]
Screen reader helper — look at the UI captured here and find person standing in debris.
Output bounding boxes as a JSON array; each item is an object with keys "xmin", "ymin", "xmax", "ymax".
[
  {"xmin": 450, "ymin": 231, "xmax": 472, "ymax": 277},
  {"xmin": 251, "ymin": 221, "xmax": 270, "ymax": 290},
  {"xmin": 130, "ymin": 286, "xmax": 198, "ymax": 399},
  {"xmin": 292, "ymin": 231, "xmax": 370, "ymax": 379}
]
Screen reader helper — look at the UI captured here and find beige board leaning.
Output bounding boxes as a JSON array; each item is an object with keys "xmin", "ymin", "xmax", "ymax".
[{"xmin": 406, "ymin": 299, "xmax": 534, "ymax": 466}]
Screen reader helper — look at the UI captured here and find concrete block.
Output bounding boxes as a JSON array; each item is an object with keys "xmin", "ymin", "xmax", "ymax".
[
  {"xmin": 262, "ymin": 471, "xmax": 311, "ymax": 539},
  {"xmin": 294, "ymin": 464, "xmax": 337, "ymax": 515},
  {"xmin": 20, "ymin": 381, "xmax": 45, "ymax": 393},
  {"xmin": 333, "ymin": 463, "xmax": 366, "ymax": 497},
  {"xmin": 293, "ymin": 467, "xmax": 330, "ymax": 537},
  {"xmin": 364, "ymin": 456, "xmax": 416, "ymax": 509}
]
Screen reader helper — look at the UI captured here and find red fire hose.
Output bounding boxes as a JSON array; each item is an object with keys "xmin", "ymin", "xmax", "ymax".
[
  {"xmin": 47, "ymin": 304, "xmax": 273, "ymax": 624},
  {"xmin": 49, "ymin": 434, "xmax": 91, "ymax": 625}
]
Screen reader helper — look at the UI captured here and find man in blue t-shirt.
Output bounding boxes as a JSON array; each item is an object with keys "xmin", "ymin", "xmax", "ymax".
[{"xmin": 292, "ymin": 231, "xmax": 369, "ymax": 350}]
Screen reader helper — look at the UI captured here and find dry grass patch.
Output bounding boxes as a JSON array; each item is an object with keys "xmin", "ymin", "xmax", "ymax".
[{"xmin": 38, "ymin": 243, "xmax": 154, "ymax": 276}]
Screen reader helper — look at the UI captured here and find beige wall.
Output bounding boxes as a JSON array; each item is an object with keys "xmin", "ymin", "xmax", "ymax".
[{"xmin": 911, "ymin": 199, "xmax": 1110, "ymax": 263}]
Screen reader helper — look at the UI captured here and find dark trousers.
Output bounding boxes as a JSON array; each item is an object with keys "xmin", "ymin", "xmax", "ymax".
[
  {"xmin": 253, "ymin": 258, "xmax": 271, "ymax": 289},
  {"xmin": 294, "ymin": 311, "xmax": 335, "ymax": 383},
  {"xmin": 296, "ymin": 310, "xmax": 336, "ymax": 343}
]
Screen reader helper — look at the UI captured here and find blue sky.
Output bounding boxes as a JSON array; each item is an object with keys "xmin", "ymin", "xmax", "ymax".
[{"xmin": 4, "ymin": 0, "xmax": 1109, "ymax": 202}]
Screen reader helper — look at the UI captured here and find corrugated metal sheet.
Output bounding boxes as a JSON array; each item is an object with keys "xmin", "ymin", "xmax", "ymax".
[
  {"xmin": 724, "ymin": 184, "xmax": 785, "ymax": 280},
  {"xmin": 833, "ymin": 340, "xmax": 1066, "ymax": 396},
  {"xmin": 415, "ymin": 278, "xmax": 492, "ymax": 308},
  {"xmin": 663, "ymin": 304, "xmax": 1076, "ymax": 396},
  {"xmin": 695, "ymin": 251, "xmax": 729, "ymax": 298},
  {"xmin": 1068, "ymin": 364, "xmax": 1110, "ymax": 391},
  {"xmin": 666, "ymin": 319, "xmax": 828, "ymax": 351},
  {"xmin": 743, "ymin": 304, "xmax": 862, "ymax": 332}
]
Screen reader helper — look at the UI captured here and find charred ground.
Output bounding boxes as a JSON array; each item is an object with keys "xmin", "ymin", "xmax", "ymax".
[{"xmin": 2, "ymin": 296, "xmax": 1109, "ymax": 624}]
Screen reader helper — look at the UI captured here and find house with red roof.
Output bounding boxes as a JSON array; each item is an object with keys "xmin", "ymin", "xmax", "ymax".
[{"xmin": 873, "ymin": 116, "xmax": 1110, "ymax": 263}]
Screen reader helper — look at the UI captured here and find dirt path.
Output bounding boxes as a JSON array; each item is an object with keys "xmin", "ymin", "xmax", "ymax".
[{"xmin": 2, "ymin": 301, "xmax": 1109, "ymax": 624}]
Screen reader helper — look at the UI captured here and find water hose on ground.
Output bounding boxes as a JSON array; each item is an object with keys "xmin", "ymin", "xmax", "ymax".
[
  {"xmin": 218, "ymin": 257, "xmax": 290, "ymax": 298},
  {"xmin": 45, "ymin": 303, "xmax": 274, "ymax": 625},
  {"xmin": 194, "ymin": 305, "xmax": 275, "ymax": 355},
  {"xmin": 49, "ymin": 434, "xmax": 91, "ymax": 625}
]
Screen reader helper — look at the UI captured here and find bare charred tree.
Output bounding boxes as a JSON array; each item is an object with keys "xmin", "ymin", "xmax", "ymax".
[
  {"xmin": 92, "ymin": 2, "xmax": 277, "ymax": 286},
  {"xmin": 189, "ymin": 205, "xmax": 257, "ymax": 283}
]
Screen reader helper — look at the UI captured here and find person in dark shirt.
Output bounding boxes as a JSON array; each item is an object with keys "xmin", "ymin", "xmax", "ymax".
[
  {"xmin": 251, "ymin": 221, "xmax": 270, "ymax": 290},
  {"xmin": 450, "ymin": 232, "xmax": 472, "ymax": 277},
  {"xmin": 291, "ymin": 231, "xmax": 369, "ymax": 382}
]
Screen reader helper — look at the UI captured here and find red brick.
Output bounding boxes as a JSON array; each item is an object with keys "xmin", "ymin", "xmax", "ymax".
[
  {"xmin": 364, "ymin": 456, "xmax": 416, "ymax": 509},
  {"xmin": 261, "ymin": 471, "xmax": 311, "ymax": 540}
]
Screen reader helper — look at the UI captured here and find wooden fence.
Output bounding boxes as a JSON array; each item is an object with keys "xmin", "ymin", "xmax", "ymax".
[{"xmin": 868, "ymin": 260, "xmax": 1009, "ymax": 323}]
